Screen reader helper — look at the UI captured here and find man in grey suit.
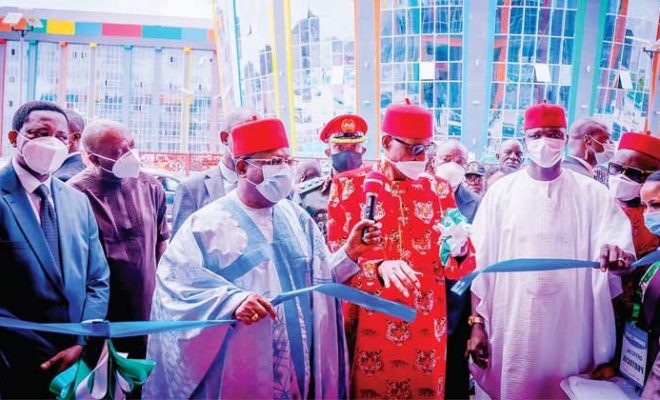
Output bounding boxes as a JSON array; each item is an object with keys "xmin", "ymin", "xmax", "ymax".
[
  {"xmin": 0, "ymin": 101, "xmax": 109, "ymax": 398},
  {"xmin": 170, "ymin": 108, "xmax": 255, "ymax": 236},
  {"xmin": 54, "ymin": 109, "xmax": 86, "ymax": 182},
  {"xmin": 562, "ymin": 117, "xmax": 613, "ymax": 185},
  {"xmin": 433, "ymin": 138, "xmax": 480, "ymax": 400}
]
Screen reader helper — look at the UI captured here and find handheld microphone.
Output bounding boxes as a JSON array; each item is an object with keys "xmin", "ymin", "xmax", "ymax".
[{"xmin": 362, "ymin": 171, "xmax": 387, "ymax": 241}]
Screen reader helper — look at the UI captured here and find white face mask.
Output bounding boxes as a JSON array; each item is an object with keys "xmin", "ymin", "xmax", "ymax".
[
  {"xmin": 220, "ymin": 160, "xmax": 238, "ymax": 185},
  {"xmin": 249, "ymin": 163, "xmax": 294, "ymax": 204},
  {"xmin": 609, "ymin": 174, "xmax": 642, "ymax": 201},
  {"xmin": 17, "ymin": 133, "xmax": 68, "ymax": 175},
  {"xmin": 93, "ymin": 149, "xmax": 141, "ymax": 179},
  {"xmin": 526, "ymin": 137, "xmax": 565, "ymax": 168},
  {"xmin": 390, "ymin": 159, "xmax": 427, "ymax": 181},
  {"xmin": 221, "ymin": 145, "xmax": 238, "ymax": 184},
  {"xmin": 434, "ymin": 161, "xmax": 466, "ymax": 189},
  {"xmin": 588, "ymin": 137, "xmax": 615, "ymax": 166}
]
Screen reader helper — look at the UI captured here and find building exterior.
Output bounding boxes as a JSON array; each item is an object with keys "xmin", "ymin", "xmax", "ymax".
[
  {"xmin": 1, "ymin": 0, "xmax": 659, "ymax": 172},
  {"xmin": 0, "ymin": 7, "xmax": 221, "ymax": 173},
  {"xmin": 213, "ymin": 0, "xmax": 660, "ymax": 161}
]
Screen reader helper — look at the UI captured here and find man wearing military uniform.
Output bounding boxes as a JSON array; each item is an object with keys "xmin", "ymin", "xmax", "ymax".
[
  {"xmin": 294, "ymin": 114, "xmax": 368, "ymax": 238},
  {"xmin": 463, "ymin": 160, "xmax": 486, "ymax": 196}
]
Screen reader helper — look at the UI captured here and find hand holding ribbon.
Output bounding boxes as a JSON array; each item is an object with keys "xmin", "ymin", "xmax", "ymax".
[{"xmin": 451, "ymin": 249, "xmax": 660, "ymax": 295}]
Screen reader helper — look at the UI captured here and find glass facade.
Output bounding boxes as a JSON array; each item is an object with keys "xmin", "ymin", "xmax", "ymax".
[
  {"xmin": 290, "ymin": 0, "xmax": 356, "ymax": 156},
  {"xmin": 488, "ymin": 0, "xmax": 578, "ymax": 153},
  {"xmin": 380, "ymin": 0, "xmax": 464, "ymax": 141},
  {"xmin": 94, "ymin": 45, "xmax": 124, "ymax": 121},
  {"xmin": 187, "ymin": 50, "xmax": 215, "ymax": 153},
  {"xmin": 594, "ymin": 0, "xmax": 660, "ymax": 140},
  {"xmin": 65, "ymin": 44, "xmax": 92, "ymax": 121},
  {"xmin": 4, "ymin": 2, "xmax": 660, "ymax": 163},
  {"xmin": 2, "ymin": 41, "xmax": 28, "ymax": 156},
  {"xmin": 1, "ymin": 39, "xmax": 219, "ymax": 159},
  {"xmin": 129, "ymin": 46, "xmax": 155, "ymax": 151},
  {"xmin": 158, "ymin": 48, "xmax": 184, "ymax": 153},
  {"xmin": 34, "ymin": 42, "xmax": 60, "ymax": 103},
  {"xmin": 235, "ymin": 1, "xmax": 277, "ymax": 117},
  {"xmin": 212, "ymin": 0, "xmax": 240, "ymax": 114}
]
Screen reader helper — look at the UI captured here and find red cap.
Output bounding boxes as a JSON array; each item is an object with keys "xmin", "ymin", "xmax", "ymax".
[
  {"xmin": 523, "ymin": 103, "xmax": 567, "ymax": 130},
  {"xmin": 319, "ymin": 114, "xmax": 368, "ymax": 143},
  {"xmin": 382, "ymin": 98, "xmax": 433, "ymax": 139},
  {"xmin": 618, "ymin": 132, "xmax": 660, "ymax": 160},
  {"xmin": 363, "ymin": 170, "xmax": 388, "ymax": 197},
  {"xmin": 231, "ymin": 117, "xmax": 289, "ymax": 157}
]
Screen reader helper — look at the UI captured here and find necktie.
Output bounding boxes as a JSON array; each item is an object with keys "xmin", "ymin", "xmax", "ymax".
[{"xmin": 34, "ymin": 184, "xmax": 62, "ymax": 273}]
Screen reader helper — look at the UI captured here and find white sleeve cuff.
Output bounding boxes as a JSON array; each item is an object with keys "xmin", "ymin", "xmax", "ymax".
[{"xmin": 330, "ymin": 245, "xmax": 359, "ymax": 283}]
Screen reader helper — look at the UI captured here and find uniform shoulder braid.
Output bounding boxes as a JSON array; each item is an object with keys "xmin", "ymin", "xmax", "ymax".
[{"xmin": 297, "ymin": 176, "xmax": 326, "ymax": 196}]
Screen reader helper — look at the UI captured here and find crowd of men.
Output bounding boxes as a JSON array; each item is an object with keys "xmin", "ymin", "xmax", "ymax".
[{"xmin": 0, "ymin": 99, "xmax": 659, "ymax": 399}]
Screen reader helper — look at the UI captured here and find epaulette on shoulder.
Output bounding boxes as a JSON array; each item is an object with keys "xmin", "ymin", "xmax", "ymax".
[{"xmin": 297, "ymin": 176, "xmax": 325, "ymax": 195}]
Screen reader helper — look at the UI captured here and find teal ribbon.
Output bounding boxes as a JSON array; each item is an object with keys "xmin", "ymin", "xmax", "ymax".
[
  {"xmin": 271, "ymin": 283, "xmax": 416, "ymax": 322},
  {"xmin": 450, "ymin": 249, "xmax": 660, "ymax": 295},
  {"xmin": 50, "ymin": 355, "xmax": 92, "ymax": 400},
  {"xmin": 0, "ymin": 283, "xmax": 415, "ymax": 340},
  {"xmin": 0, "ymin": 283, "xmax": 416, "ymax": 399},
  {"xmin": 0, "ymin": 317, "xmax": 236, "ymax": 338},
  {"xmin": 49, "ymin": 340, "xmax": 155, "ymax": 400}
]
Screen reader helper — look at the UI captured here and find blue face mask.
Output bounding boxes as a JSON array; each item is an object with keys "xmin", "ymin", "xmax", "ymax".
[{"xmin": 645, "ymin": 211, "xmax": 660, "ymax": 236}]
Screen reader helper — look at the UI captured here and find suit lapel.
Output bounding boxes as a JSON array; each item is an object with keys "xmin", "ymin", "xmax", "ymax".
[
  {"xmin": 204, "ymin": 168, "xmax": 225, "ymax": 201},
  {"xmin": 52, "ymin": 180, "xmax": 78, "ymax": 295},
  {"xmin": 1, "ymin": 166, "xmax": 65, "ymax": 292}
]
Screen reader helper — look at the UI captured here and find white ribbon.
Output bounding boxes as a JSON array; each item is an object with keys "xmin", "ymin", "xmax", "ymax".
[{"xmin": 74, "ymin": 341, "xmax": 129, "ymax": 400}]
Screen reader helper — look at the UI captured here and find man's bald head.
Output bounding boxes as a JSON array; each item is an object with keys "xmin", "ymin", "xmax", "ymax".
[
  {"xmin": 224, "ymin": 108, "xmax": 256, "ymax": 131},
  {"xmin": 82, "ymin": 119, "xmax": 134, "ymax": 157},
  {"xmin": 60, "ymin": 109, "xmax": 85, "ymax": 154},
  {"xmin": 221, "ymin": 108, "xmax": 257, "ymax": 145},
  {"xmin": 566, "ymin": 117, "xmax": 610, "ymax": 165},
  {"xmin": 435, "ymin": 139, "xmax": 468, "ymax": 167},
  {"xmin": 65, "ymin": 109, "xmax": 85, "ymax": 134},
  {"xmin": 295, "ymin": 159, "xmax": 323, "ymax": 184},
  {"xmin": 220, "ymin": 108, "xmax": 257, "ymax": 169},
  {"xmin": 83, "ymin": 119, "xmax": 137, "ymax": 180}
]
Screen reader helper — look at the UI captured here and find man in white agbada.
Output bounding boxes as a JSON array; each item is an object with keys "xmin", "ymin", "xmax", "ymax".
[
  {"xmin": 466, "ymin": 104, "xmax": 635, "ymax": 399},
  {"xmin": 144, "ymin": 117, "xmax": 382, "ymax": 399}
]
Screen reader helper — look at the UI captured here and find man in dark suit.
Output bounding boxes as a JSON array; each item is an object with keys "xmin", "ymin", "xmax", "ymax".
[
  {"xmin": 433, "ymin": 138, "xmax": 480, "ymax": 399},
  {"xmin": 562, "ymin": 116, "xmax": 613, "ymax": 186},
  {"xmin": 54, "ymin": 109, "xmax": 86, "ymax": 182},
  {"xmin": 0, "ymin": 101, "xmax": 110, "ymax": 398},
  {"xmin": 171, "ymin": 108, "xmax": 254, "ymax": 236}
]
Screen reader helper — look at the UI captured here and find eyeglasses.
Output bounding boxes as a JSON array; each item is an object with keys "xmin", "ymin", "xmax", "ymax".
[
  {"xmin": 245, "ymin": 157, "xmax": 298, "ymax": 167},
  {"xmin": 608, "ymin": 162, "xmax": 655, "ymax": 184},
  {"xmin": 391, "ymin": 137, "xmax": 433, "ymax": 156}
]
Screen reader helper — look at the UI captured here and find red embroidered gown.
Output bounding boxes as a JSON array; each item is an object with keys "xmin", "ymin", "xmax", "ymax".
[{"xmin": 327, "ymin": 164, "xmax": 476, "ymax": 399}]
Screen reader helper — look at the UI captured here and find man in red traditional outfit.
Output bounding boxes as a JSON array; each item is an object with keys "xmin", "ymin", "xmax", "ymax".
[
  {"xmin": 610, "ymin": 133, "xmax": 660, "ymax": 258},
  {"xmin": 603, "ymin": 132, "xmax": 660, "ymax": 378},
  {"xmin": 327, "ymin": 99, "xmax": 476, "ymax": 399}
]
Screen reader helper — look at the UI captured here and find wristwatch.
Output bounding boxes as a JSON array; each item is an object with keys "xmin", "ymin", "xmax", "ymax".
[{"xmin": 468, "ymin": 315, "xmax": 484, "ymax": 326}]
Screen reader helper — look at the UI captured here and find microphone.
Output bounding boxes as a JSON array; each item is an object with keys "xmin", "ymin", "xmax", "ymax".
[{"xmin": 362, "ymin": 171, "xmax": 387, "ymax": 241}]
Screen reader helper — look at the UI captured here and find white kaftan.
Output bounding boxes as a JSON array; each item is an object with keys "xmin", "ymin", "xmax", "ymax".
[
  {"xmin": 143, "ymin": 192, "xmax": 356, "ymax": 399},
  {"xmin": 471, "ymin": 169, "xmax": 634, "ymax": 399}
]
